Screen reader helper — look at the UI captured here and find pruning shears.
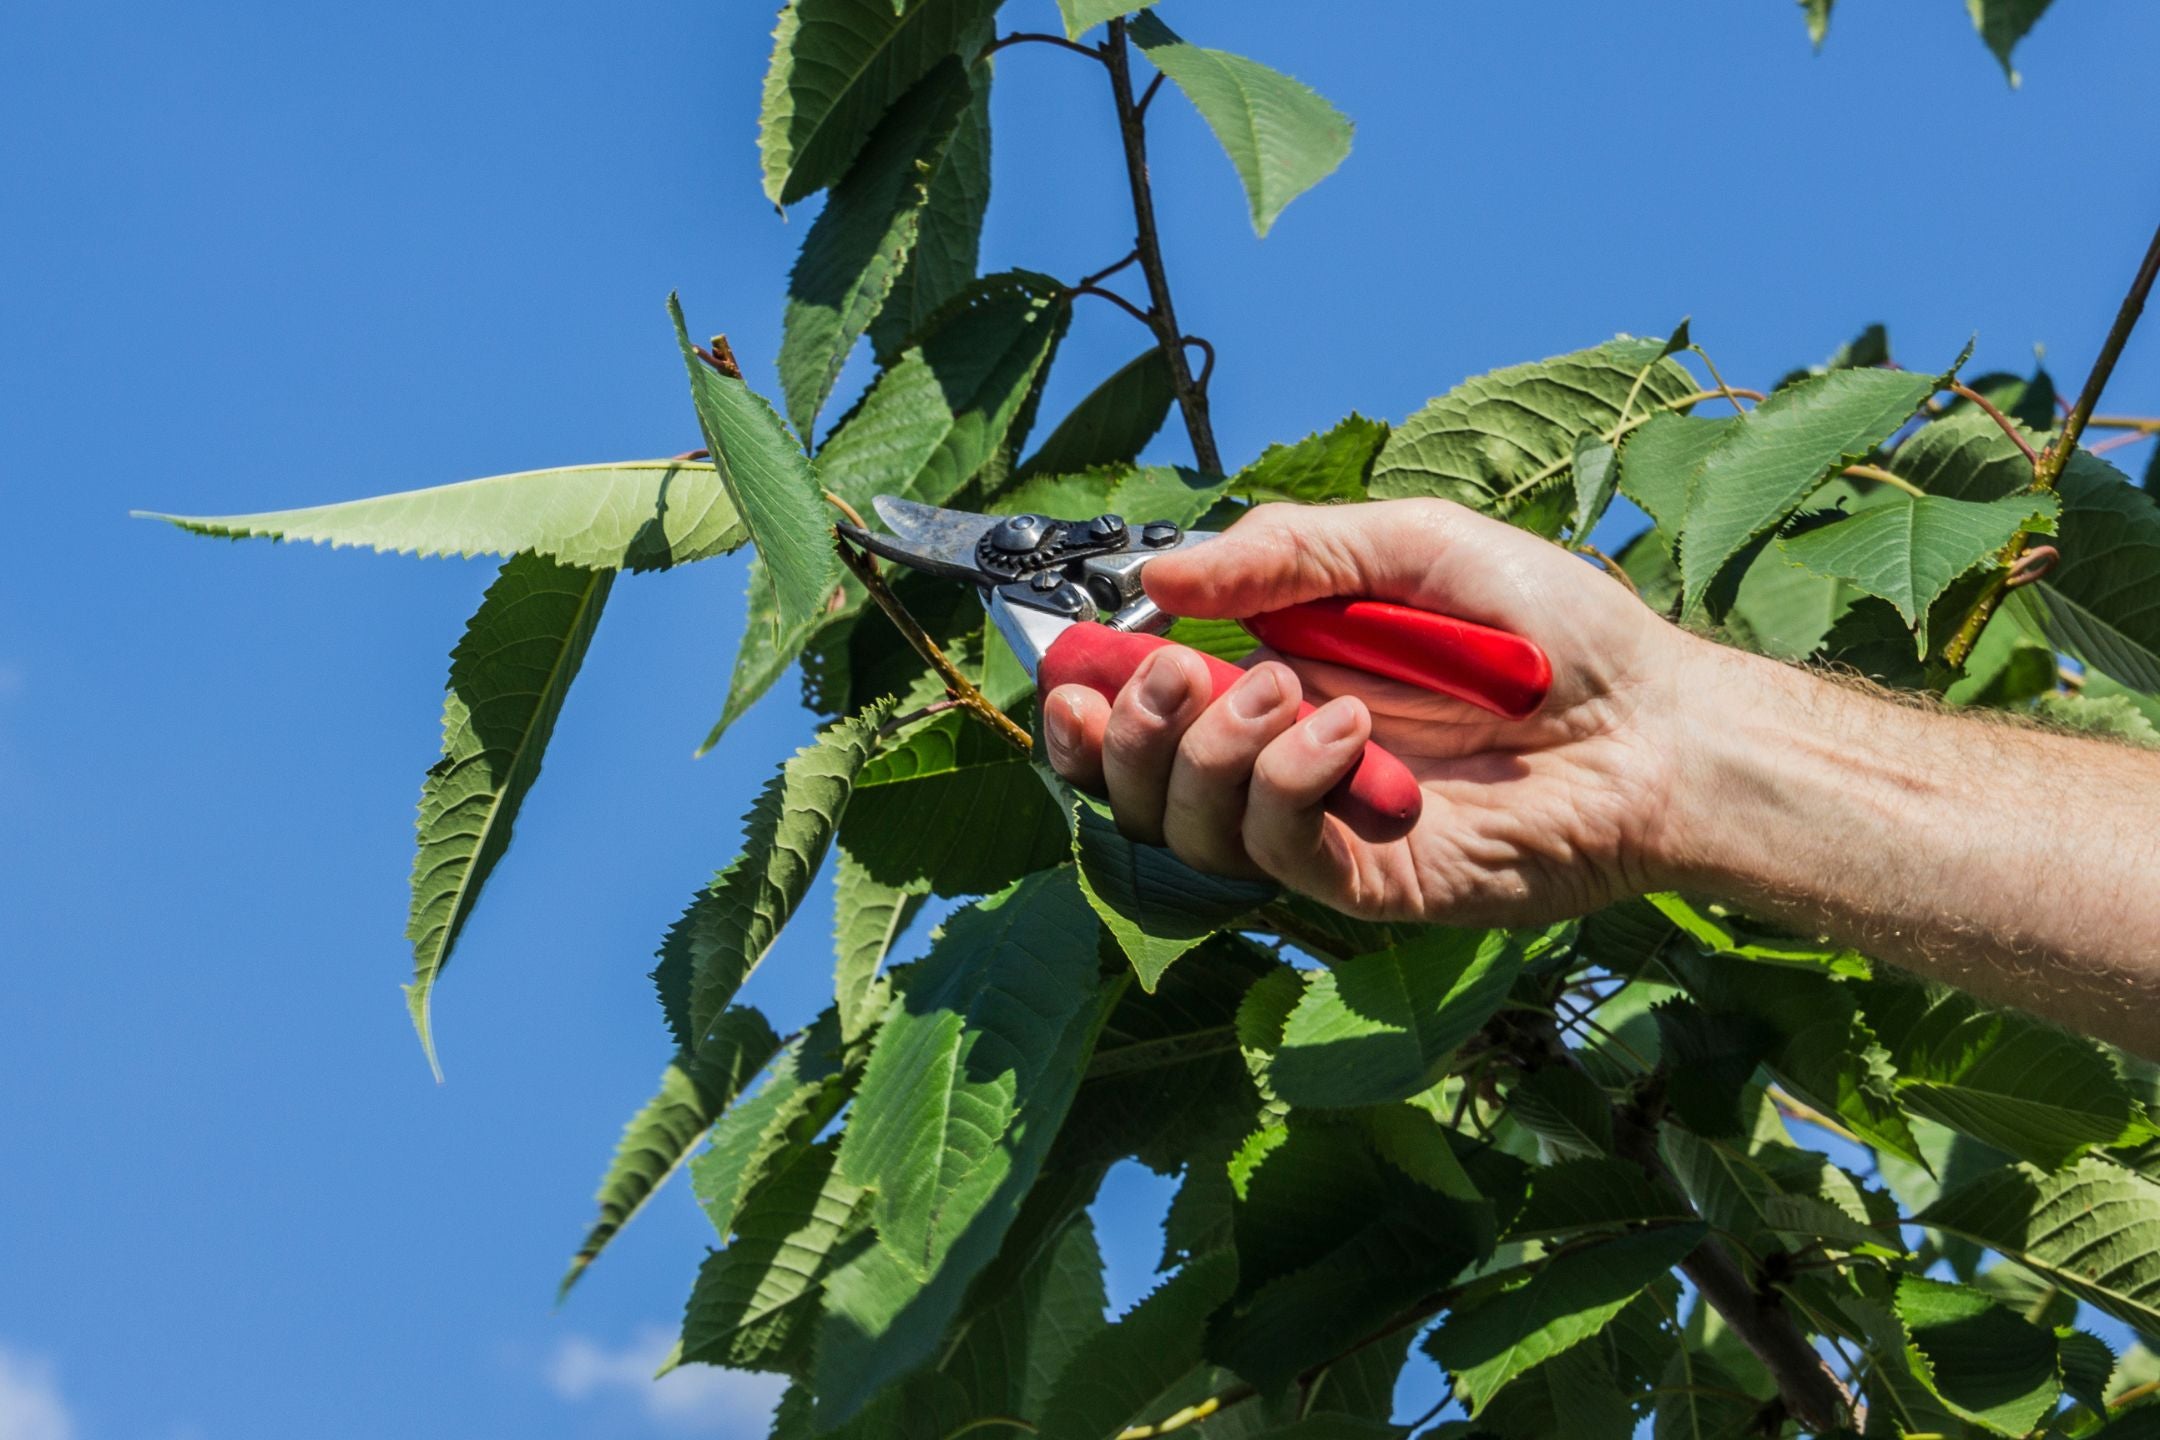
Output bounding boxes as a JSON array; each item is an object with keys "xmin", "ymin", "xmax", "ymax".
[{"xmin": 839, "ymin": 497, "xmax": 1552, "ymax": 843}]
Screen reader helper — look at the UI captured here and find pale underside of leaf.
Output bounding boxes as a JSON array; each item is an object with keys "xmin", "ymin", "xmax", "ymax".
[
  {"xmin": 1128, "ymin": 13, "xmax": 1351, "ymax": 237},
  {"xmin": 142, "ymin": 461, "xmax": 743, "ymax": 572},
  {"xmin": 1919, "ymin": 1158, "xmax": 2160, "ymax": 1335},
  {"xmin": 1055, "ymin": 0, "xmax": 1159, "ymax": 41},
  {"xmin": 671, "ymin": 293, "xmax": 838, "ymax": 633},
  {"xmin": 405, "ymin": 552, "xmax": 612, "ymax": 1078},
  {"xmin": 1778, "ymin": 491, "xmax": 2056, "ymax": 632}
]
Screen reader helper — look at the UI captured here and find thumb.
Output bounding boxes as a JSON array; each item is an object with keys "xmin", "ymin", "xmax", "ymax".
[{"xmin": 1143, "ymin": 498, "xmax": 1541, "ymax": 624}]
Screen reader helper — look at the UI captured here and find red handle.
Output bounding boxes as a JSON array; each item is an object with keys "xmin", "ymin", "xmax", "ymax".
[
  {"xmin": 1244, "ymin": 598, "xmax": 1551, "ymax": 721},
  {"xmin": 1040, "ymin": 625, "xmax": 1423, "ymax": 843}
]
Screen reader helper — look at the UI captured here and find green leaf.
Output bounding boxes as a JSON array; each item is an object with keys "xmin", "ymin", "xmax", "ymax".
[
  {"xmin": 1652, "ymin": 1348, "xmax": 1758, "ymax": 1440},
  {"xmin": 1801, "ymin": 0, "xmax": 1834, "ymax": 47},
  {"xmin": 815, "ymin": 870, "xmax": 1112, "ymax": 1424},
  {"xmin": 1072, "ymin": 798, "xmax": 1276, "ymax": 991},
  {"xmin": 1506, "ymin": 1064, "xmax": 1614, "ymax": 1158},
  {"xmin": 142, "ymin": 461, "xmax": 743, "ymax": 572},
  {"xmin": 1919, "ymin": 1157, "xmax": 2160, "ymax": 1334},
  {"xmin": 2059, "ymin": 1330, "xmax": 2116, "ymax": 1418},
  {"xmin": 779, "ymin": 58, "xmax": 976, "ymax": 440},
  {"xmin": 1859, "ymin": 975, "xmax": 2143, "ymax": 1168},
  {"xmin": 1647, "ymin": 893, "xmax": 1869, "ymax": 978},
  {"xmin": 1424, "ymin": 1222, "xmax": 1706, "ymax": 1411},
  {"xmin": 869, "ymin": 67, "xmax": 990, "ymax": 361},
  {"xmin": 2035, "ymin": 690, "xmax": 2160, "ymax": 747},
  {"xmin": 679, "ymin": 1137, "xmax": 868, "ymax": 1372},
  {"xmin": 757, "ymin": 0, "xmax": 996, "ymax": 206},
  {"xmin": 1017, "ymin": 350, "xmax": 1177, "ymax": 481},
  {"xmin": 1968, "ymin": 0, "xmax": 2054, "ymax": 82},
  {"xmin": 841, "ymin": 708, "xmax": 1071, "ymax": 896},
  {"xmin": 670, "ymin": 295, "xmax": 838, "ymax": 632},
  {"xmin": 1570, "ymin": 436, "xmax": 1618, "ymax": 540},
  {"xmin": 1054, "ymin": 0, "xmax": 1158, "ymax": 40},
  {"xmin": 404, "ymin": 554, "xmax": 611, "ymax": 1077},
  {"xmin": 1268, "ymin": 929, "xmax": 1519, "ymax": 1108},
  {"xmin": 1895, "ymin": 1275, "xmax": 2061, "ymax": 1435},
  {"xmin": 1886, "ymin": 410, "xmax": 2160, "ymax": 688},
  {"xmin": 1956, "ymin": 364, "xmax": 2059, "ymax": 432},
  {"xmin": 1676, "ymin": 366, "xmax": 1940, "ymax": 612},
  {"xmin": 819, "ymin": 271, "xmax": 1073, "ymax": 513},
  {"xmin": 1506, "ymin": 1158, "xmax": 1694, "ymax": 1241},
  {"xmin": 699, "ymin": 562, "xmax": 861, "ymax": 756},
  {"xmin": 833, "ymin": 851, "xmax": 929, "ymax": 1045},
  {"xmin": 835, "ymin": 869, "xmax": 1105, "ymax": 1273},
  {"xmin": 1618, "ymin": 413, "xmax": 1738, "ymax": 535},
  {"xmin": 1374, "ymin": 337, "xmax": 1699, "ymax": 513},
  {"xmin": 1127, "ymin": 13, "xmax": 1352, "ymax": 237},
  {"xmin": 1477, "ymin": 1341, "xmax": 1634, "ymax": 1440},
  {"xmin": 1038, "ymin": 1250, "xmax": 1238, "ymax": 1440},
  {"xmin": 692, "ymin": 1039, "xmax": 830, "ymax": 1243},
  {"xmin": 1778, "ymin": 491, "xmax": 2057, "ymax": 635},
  {"xmin": 940, "ymin": 1215, "xmax": 1108, "ymax": 1422},
  {"xmin": 672, "ymin": 705, "xmax": 892, "ymax": 1050},
  {"xmin": 1232, "ymin": 415, "xmax": 1389, "ymax": 506},
  {"xmin": 1774, "ymin": 322, "xmax": 1890, "ymax": 392},
  {"xmin": 561, "ymin": 1006, "xmax": 781, "ymax": 1297}
]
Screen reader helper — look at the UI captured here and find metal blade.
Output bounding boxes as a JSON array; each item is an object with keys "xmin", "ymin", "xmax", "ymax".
[{"xmin": 870, "ymin": 496, "xmax": 999, "ymax": 574}]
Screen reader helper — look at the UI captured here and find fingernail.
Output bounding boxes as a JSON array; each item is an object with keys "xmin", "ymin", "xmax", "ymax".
[
  {"xmin": 1229, "ymin": 666, "xmax": 1283, "ymax": 720},
  {"xmin": 1305, "ymin": 697, "xmax": 1361, "ymax": 746},
  {"xmin": 1044, "ymin": 694, "xmax": 1079, "ymax": 753},
  {"xmin": 1137, "ymin": 654, "xmax": 1190, "ymax": 719}
]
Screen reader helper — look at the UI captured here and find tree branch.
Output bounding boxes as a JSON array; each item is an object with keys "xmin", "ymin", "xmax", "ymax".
[
  {"xmin": 982, "ymin": 31, "xmax": 1105, "ymax": 63},
  {"xmin": 1944, "ymin": 218, "xmax": 2160, "ymax": 666},
  {"xmin": 1104, "ymin": 19, "xmax": 1223, "ymax": 474},
  {"xmin": 824, "ymin": 497, "xmax": 1031, "ymax": 753}
]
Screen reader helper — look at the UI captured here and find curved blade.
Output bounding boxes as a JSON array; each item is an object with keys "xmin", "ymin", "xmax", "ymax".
[{"xmin": 870, "ymin": 497, "xmax": 998, "ymax": 576}]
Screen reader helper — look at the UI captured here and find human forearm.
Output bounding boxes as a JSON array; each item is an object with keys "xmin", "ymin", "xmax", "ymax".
[{"xmin": 1656, "ymin": 636, "xmax": 2160, "ymax": 1058}]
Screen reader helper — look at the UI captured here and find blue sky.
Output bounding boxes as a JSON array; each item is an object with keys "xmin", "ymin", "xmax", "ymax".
[{"xmin": 4, "ymin": 1, "xmax": 2158, "ymax": 1436}]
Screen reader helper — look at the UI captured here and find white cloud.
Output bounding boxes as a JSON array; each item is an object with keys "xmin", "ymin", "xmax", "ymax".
[
  {"xmin": 0, "ymin": 1343, "xmax": 74, "ymax": 1440},
  {"xmin": 548, "ymin": 1326, "xmax": 785, "ymax": 1436}
]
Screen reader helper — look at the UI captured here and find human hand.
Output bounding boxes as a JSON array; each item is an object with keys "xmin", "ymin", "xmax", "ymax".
[{"xmin": 1039, "ymin": 498, "xmax": 1707, "ymax": 925}]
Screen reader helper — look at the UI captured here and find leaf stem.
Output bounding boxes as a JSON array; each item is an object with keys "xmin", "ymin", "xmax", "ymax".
[
  {"xmin": 1947, "ymin": 381, "xmax": 2040, "ymax": 467},
  {"xmin": 1078, "ymin": 248, "xmax": 1142, "ymax": 289},
  {"xmin": 1071, "ymin": 282, "xmax": 1155, "ymax": 331},
  {"xmin": 1943, "ymin": 220, "xmax": 2160, "ymax": 666},
  {"xmin": 826, "ymin": 502, "xmax": 1032, "ymax": 754},
  {"xmin": 1688, "ymin": 345, "xmax": 1757, "ymax": 417},
  {"xmin": 1104, "ymin": 19, "xmax": 1224, "ymax": 474},
  {"xmin": 1841, "ymin": 463, "xmax": 1926, "ymax": 498},
  {"xmin": 981, "ymin": 31, "xmax": 1106, "ymax": 63},
  {"xmin": 2087, "ymin": 414, "xmax": 2160, "ymax": 433},
  {"xmin": 2040, "ymin": 218, "xmax": 2160, "ymax": 493}
]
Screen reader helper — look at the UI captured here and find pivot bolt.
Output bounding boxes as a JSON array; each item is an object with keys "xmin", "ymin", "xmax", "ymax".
[
  {"xmin": 1140, "ymin": 522, "xmax": 1182, "ymax": 548},
  {"xmin": 1030, "ymin": 570, "xmax": 1064, "ymax": 592},
  {"xmin": 1088, "ymin": 513, "xmax": 1127, "ymax": 542},
  {"xmin": 992, "ymin": 514, "xmax": 1050, "ymax": 553}
]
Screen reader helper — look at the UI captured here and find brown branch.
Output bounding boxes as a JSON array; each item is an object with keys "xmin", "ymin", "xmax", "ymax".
[
  {"xmin": 1135, "ymin": 69, "xmax": 1167, "ymax": 118},
  {"xmin": 1071, "ymin": 282, "xmax": 1155, "ymax": 330},
  {"xmin": 1947, "ymin": 381, "xmax": 2040, "ymax": 467},
  {"xmin": 1105, "ymin": 19, "xmax": 1223, "ymax": 474},
  {"xmin": 1503, "ymin": 1012, "xmax": 1859, "ymax": 1434},
  {"xmin": 825, "ymin": 506, "xmax": 1032, "ymax": 754},
  {"xmin": 1944, "ymin": 220, "xmax": 2160, "ymax": 666},
  {"xmin": 2039, "ymin": 218, "xmax": 2160, "ymax": 492},
  {"xmin": 981, "ymin": 31, "xmax": 1105, "ymax": 62}
]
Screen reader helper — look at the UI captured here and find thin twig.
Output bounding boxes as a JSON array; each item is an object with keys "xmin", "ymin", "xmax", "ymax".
[
  {"xmin": 1105, "ymin": 19, "xmax": 1223, "ymax": 473},
  {"xmin": 1136, "ymin": 69, "xmax": 1166, "ymax": 117},
  {"xmin": 1078, "ymin": 248, "xmax": 1142, "ymax": 289},
  {"xmin": 1767, "ymin": 1085, "xmax": 1859, "ymax": 1145},
  {"xmin": 878, "ymin": 698, "xmax": 963, "ymax": 738},
  {"xmin": 1842, "ymin": 463, "xmax": 1926, "ymax": 498},
  {"xmin": 2087, "ymin": 414, "xmax": 2160, "ymax": 433},
  {"xmin": 981, "ymin": 31, "xmax": 1105, "ymax": 62},
  {"xmin": 1688, "ymin": 346, "xmax": 1759, "ymax": 417},
  {"xmin": 1184, "ymin": 335, "xmax": 1216, "ymax": 393},
  {"xmin": 1071, "ymin": 282, "xmax": 1155, "ymax": 330},
  {"xmin": 1580, "ymin": 544, "xmax": 1641, "ymax": 597},
  {"xmin": 825, "ymin": 497, "xmax": 1032, "ymax": 754},
  {"xmin": 1944, "ymin": 220, "xmax": 2160, "ymax": 666},
  {"xmin": 1948, "ymin": 381, "xmax": 2040, "ymax": 467},
  {"xmin": 2090, "ymin": 430, "xmax": 2152, "ymax": 455},
  {"xmin": 2039, "ymin": 219, "xmax": 2160, "ymax": 492}
]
